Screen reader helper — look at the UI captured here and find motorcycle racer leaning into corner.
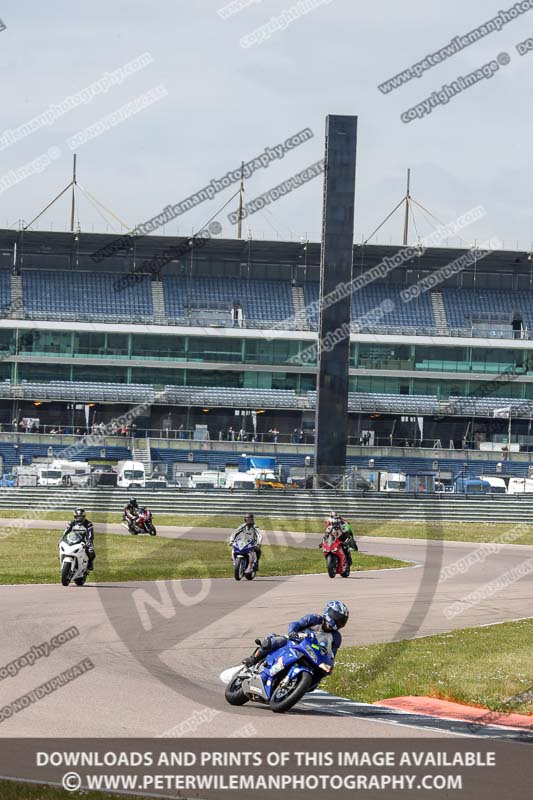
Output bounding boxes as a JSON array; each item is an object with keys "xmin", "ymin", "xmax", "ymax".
[
  {"xmin": 123, "ymin": 497, "xmax": 140, "ymax": 529},
  {"xmin": 321, "ymin": 511, "xmax": 358, "ymax": 566},
  {"xmin": 62, "ymin": 508, "xmax": 95, "ymax": 571},
  {"xmin": 229, "ymin": 513, "xmax": 263, "ymax": 571},
  {"xmin": 242, "ymin": 600, "xmax": 349, "ymax": 667}
]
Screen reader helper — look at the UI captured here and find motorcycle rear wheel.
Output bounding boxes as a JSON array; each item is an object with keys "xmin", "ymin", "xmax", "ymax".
[
  {"xmin": 61, "ymin": 561, "xmax": 72, "ymax": 587},
  {"xmin": 270, "ymin": 670, "xmax": 313, "ymax": 713},
  {"xmin": 244, "ymin": 570, "xmax": 256, "ymax": 581},
  {"xmin": 224, "ymin": 673, "xmax": 250, "ymax": 705},
  {"xmin": 341, "ymin": 565, "xmax": 350, "ymax": 578},
  {"xmin": 326, "ymin": 554, "xmax": 338, "ymax": 578},
  {"xmin": 75, "ymin": 574, "xmax": 87, "ymax": 586}
]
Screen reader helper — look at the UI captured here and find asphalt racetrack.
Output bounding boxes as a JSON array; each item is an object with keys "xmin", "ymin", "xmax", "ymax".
[{"xmin": 1, "ymin": 521, "xmax": 532, "ymax": 740}]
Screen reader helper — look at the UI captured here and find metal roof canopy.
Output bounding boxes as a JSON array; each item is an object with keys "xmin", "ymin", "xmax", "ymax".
[{"xmin": 0, "ymin": 228, "xmax": 530, "ymax": 277}]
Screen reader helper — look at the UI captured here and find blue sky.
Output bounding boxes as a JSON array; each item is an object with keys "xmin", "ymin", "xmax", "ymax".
[{"xmin": 0, "ymin": 0, "xmax": 531, "ymax": 250}]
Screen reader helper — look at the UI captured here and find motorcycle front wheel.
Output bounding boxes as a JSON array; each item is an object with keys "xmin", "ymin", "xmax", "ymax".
[
  {"xmin": 61, "ymin": 561, "xmax": 72, "ymax": 586},
  {"xmin": 149, "ymin": 524, "xmax": 157, "ymax": 536},
  {"xmin": 234, "ymin": 558, "xmax": 246, "ymax": 581},
  {"xmin": 270, "ymin": 670, "xmax": 313, "ymax": 713},
  {"xmin": 224, "ymin": 673, "xmax": 250, "ymax": 705},
  {"xmin": 326, "ymin": 554, "xmax": 338, "ymax": 578}
]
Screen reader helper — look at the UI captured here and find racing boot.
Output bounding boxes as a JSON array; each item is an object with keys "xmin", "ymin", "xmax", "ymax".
[{"xmin": 242, "ymin": 638, "xmax": 268, "ymax": 667}]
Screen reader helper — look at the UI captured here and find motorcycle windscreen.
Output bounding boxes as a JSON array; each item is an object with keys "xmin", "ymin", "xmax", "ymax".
[
  {"xmin": 315, "ymin": 631, "xmax": 334, "ymax": 654},
  {"xmin": 234, "ymin": 532, "xmax": 253, "ymax": 549},
  {"xmin": 64, "ymin": 531, "xmax": 84, "ymax": 545}
]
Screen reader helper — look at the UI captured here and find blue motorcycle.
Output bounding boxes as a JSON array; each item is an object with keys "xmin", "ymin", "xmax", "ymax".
[
  {"xmin": 224, "ymin": 631, "xmax": 334, "ymax": 712},
  {"xmin": 232, "ymin": 531, "xmax": 258, "ymax": 581}
]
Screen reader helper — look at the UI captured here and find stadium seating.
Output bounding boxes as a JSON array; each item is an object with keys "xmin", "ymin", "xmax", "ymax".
[
  {"xmin": 148, "ymin": 447, "xmax": 531, "ymax": 478},
  {"xmin": 447, "ymin": 395, "xmax": 533, "ymax": 416},
  {"xmin": 307, "ymin": 391, "xmax": 439, "ymax": 415},
  {"xmin": 162, "ymin": 276, "xmax": 295, "ymax": 327},
  {"xmin": 442, "ymin": 288, "xmax": 533, "ymax": 332},
  {"xmin": 21, "ymin": 271, "xmax": 153, "ymax": 321},
  {"xmin": 0, "ymin": 442, "xmax": 131, "ymax": 470},
  {"xmin": 303, "ymin": 282, "xmax": 437, "ymax": 332},
  {"xmin": 163, "ymin": 386, "xmax": 298, "ymax": 408},
  {"xmin": 17, "ymin": 268, "xmax": 533, "ymax": 340},
  {"xmin": 17, "ymin": 381, "xmax": 155, "ymax": 403},
  {"xmin": 1, "ymin": 380, "xmax": 530, "ymax": 417}
]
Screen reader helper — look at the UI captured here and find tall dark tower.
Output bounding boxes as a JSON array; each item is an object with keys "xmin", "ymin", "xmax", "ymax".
[{"xmin": 314, "ymin": 115, "xmax": 358, "ymax": 477}]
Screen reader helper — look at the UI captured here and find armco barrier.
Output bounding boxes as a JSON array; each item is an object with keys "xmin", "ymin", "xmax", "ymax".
[{"xmin": 1, "ymin": 487, "xmax": 533, "ymax": 524}]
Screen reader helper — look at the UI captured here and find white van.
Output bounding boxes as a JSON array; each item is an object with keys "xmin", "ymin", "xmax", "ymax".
[
  {"xmin": 37, "ymin": 464, "xmax": 63, "ymax": 486},
  {"xmin": 507, "ymin": 477, "xmax": 533, "ymax": 494},
  {"xmin": 225, "ymin": 471, "xmax": 256, "ymax": 491},
  {"xmin": 188, "ymin": 470, "xmax": 225, "ymax": 489},
  {"xmin": 116, "ymin": 460, "xmax": 146, "ymax": 489},
  {"xmin": 14, "ymin": 464, "xmax": 49, "ymax": 487},
  {"xmin": 379, "ymin": 472, "xmax": 406, "ymax": 492},
  {"xmin": 478, "ymin": 475, "xmax": 507, "ymax": 494},
  {"xmin": 50, "ymin": 460, "xmax": 92, "ymax": 487}
]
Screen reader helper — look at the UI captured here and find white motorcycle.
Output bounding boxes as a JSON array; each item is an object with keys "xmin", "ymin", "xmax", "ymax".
[{"xmin": 58, "ymin": 526, "xmax": 89, "ymax": 587}]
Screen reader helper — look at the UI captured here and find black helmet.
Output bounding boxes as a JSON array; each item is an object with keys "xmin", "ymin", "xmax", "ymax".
[
  {"xmin": 244, "ymin": 513, "xmax": 254, "ymax": 524},
  {"xmin": 74, "ymin": 508, "xmax": 85, "ymax": 521},
  {"xmin": 130, "ymin": 498, "xmax": 138, "ymax": 507},
  {"xmin": 323, "ymin": 600, "xmax": 349, "ymax": 631}
]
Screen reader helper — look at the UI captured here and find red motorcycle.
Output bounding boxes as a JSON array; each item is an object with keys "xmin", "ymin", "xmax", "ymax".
[
  {"xmin": 321, "ymin": 533, "xmax": 350, "ymax": 578},
  {"xmin": 125, "ymin": 507, "xmax": 157, "ymax": 536}
]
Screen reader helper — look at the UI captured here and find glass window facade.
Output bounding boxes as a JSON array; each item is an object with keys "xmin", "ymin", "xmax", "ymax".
[
  {"xmin": 0, "ymin": 329, "xmax": 14, "ymax": 354},
  {"xmin": 414, "ymin": 346, "xmax": 469, "ymax": 372},
  {"xmin": 244, "ymin": 339, "xmax": 301, "ymax": 365},
  {"xmin": 357, "ymin": 343, "xmax": 412, "ymax": 370},
  {"xmin": 19, "ymin": 330, "xmax": 73, "ymax": 355},
  {"xmin": 4, "ymin": 322, "xmax": 533, "ymax": 401},
  {"xmin": 131, "ymin": 335, "xmax": 186, "ymax": 360},
  {"xmin": 74, "ymin": 332, "xmax": 106, "ymax": 356},
  {"xmin": 188, "ymin": 337, "xmax": 242, "ymax": 363},
  {"xmin": 470, "ymin": 348, "xmax": 525, "ymax": 374}
]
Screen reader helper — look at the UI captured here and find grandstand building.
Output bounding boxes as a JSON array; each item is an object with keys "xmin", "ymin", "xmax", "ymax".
[{"xmin": 2, "ymin": 228, "xmax": 533, "ymax": 478}]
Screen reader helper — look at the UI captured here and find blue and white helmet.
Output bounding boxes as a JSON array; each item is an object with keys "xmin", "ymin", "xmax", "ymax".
[{"xmin": 323, "ymin": 600, "xmax": 349, "ymax": 630}]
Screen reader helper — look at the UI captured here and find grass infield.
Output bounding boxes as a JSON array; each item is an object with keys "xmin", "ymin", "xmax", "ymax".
[
  {"xmin": 0, "ymin": 781, "xmax": 134, "ymax": 800},
  {"xmin": 0, "ymin": 529, "xmax": 408, "ymax": 585},
  {"xmin": 2, "ymin": 511, "xmax": 533, "ymax": 545},
  {"xmin": 327, "ymin": 618, "xmax": 533, "ymax": 715}
]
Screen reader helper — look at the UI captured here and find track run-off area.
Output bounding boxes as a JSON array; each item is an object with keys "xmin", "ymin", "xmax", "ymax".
[{"xmin": 0, "ymin": 519, "xmax": 532, "ymax": 741}]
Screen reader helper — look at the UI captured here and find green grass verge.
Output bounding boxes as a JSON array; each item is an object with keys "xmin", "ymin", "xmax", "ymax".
[
  {"xmin": 326, "ymin": 618, "xmax": 533, "ymax": 714},
  {"xmin": 0, "ymin": 781, "xmax": 134, "ymax": 800},
  {"xmin": 0, "ymin": 529, "xmax": 408, "ymax": 585},
  {"xmin": 2, "ymin": 510, "xmax": 533, "ymax": 544}
]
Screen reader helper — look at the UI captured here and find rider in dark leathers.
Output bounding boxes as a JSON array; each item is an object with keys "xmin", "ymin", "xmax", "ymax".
[
  {"xmin": 229, "ymin": 513, "xmax": 263, "ymax": 571},
  {"xmin": 242, "ymin": 600, "xmax": 349, "ymax": 667},
  {"xmin": 123, "ymin": 497, "xmax": 140, "ymax": 531},
  {"xmin": 62, "ymin": 508, "xmax": 95, "ymax": 570},
  {"xmin": 320, "ymin": 512, "xmax": 356, "ymax": 566}
]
